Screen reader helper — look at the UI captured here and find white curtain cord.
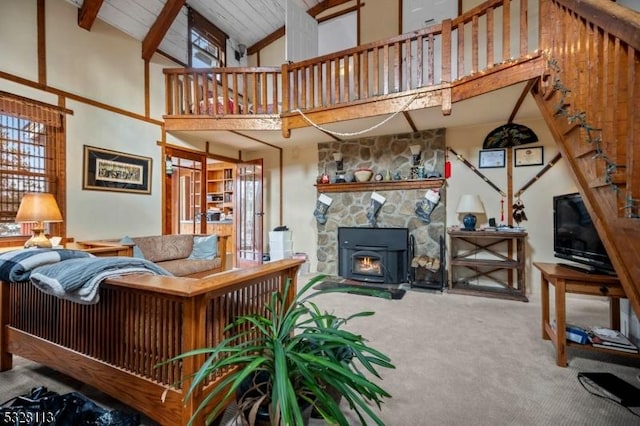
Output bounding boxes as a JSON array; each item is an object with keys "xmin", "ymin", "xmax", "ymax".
[{"xmin": 292, "ymin": 94, "xmax": 419, "ymax": 137}]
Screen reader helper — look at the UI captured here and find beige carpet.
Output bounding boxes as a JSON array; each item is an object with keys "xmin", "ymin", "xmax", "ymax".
[{"xmin": 2, "ymin": 275, "xmax": 640, "ymax": 425}]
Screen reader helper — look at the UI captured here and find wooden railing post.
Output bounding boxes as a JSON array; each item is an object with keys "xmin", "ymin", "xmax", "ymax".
[
  {"xmin": 441, "ymin": 19, "xmax": 452, "ymax": 84},
  {"xmin": 281, "ymin": 62, "xmax": 291, "ymax": 138}
]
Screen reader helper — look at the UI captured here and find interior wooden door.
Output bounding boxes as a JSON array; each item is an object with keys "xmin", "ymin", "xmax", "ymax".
[
  {"xmin": 165, "ymin": 148, "xmax": 206, "ymax": 235},
  {"xmin": 235, "ymin": 159, "xmax": 263, "ymax": 268}
]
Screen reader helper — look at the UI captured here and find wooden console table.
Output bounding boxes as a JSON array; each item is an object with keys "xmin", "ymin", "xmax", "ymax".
[
  {"xmin": 534, "ymin": 262, "xmax": 639, "ymax": 367},
  {"xmin": 448, "ymin": 229, "xmax": 527, "ymax": 301}
]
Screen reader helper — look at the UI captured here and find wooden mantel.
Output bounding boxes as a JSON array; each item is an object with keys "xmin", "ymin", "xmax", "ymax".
[{"xmin": 315, "ymin": 178, "xmax": 445, "ymax": 193}]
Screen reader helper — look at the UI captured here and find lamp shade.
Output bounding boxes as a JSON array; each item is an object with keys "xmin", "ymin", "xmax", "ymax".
[
  {"xmin": 409, "ymin": 145, "xmax": 421, "ymax": 155},
  {"xmin": 16, "ymin": 193, "xmax": 63, "ymax": 223},
  {"xmin": 456, "ymin": 194, "xmax": 485, "ymax": 214}
]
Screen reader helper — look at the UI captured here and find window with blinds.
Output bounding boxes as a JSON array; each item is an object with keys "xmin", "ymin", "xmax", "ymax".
[
  {"xmin": 0, "ymin": 93, "xmax": 64, "ymax": 239},
  {"xmin": 189, "ymin": 7, "xmax": 227, "ymax": 69}
]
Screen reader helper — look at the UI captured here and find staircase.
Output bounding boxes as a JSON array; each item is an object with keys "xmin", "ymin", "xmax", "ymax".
[{"xmin": 532, "ymin": 0, "xmax": 640, "ymax": 315}]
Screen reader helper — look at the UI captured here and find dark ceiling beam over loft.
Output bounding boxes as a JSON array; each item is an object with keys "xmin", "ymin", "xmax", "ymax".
[
  {"xmin": 402, "ymin": 111, "xmax": 418, "ymax": 132},
  {"xmin": 307, "ymin": 0, "xmax": 355, "ymax": 18},
  {"xmin": 77, "ymin": 0, "xmax": 104, "ymax": 30},
  {"xmin": 319, "ymin": 129, "xmax": 343, "ymax": 142},
  {"xmin": 248, "ymin": 0, "xmax": 355, "ymax": 56},
  {"xmin": 508, "ymin": 78, "xmax": 536, "ymax": 123},
  {"xmin": 229, "ymin": 130, "xmax": 281, "ymax": 150},
  {"xmin": 248, "ymin": 27, "xmax": 285, "ymax": 56},
  {"xmin": 142, "ymin": 0, "xmax": 186, "ymax": 61}
]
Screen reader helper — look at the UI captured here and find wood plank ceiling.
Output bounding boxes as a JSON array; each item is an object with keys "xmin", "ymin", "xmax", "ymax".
[{"xmin": 64, "ymin": 0, "xmax": 343, "ymax": 62}]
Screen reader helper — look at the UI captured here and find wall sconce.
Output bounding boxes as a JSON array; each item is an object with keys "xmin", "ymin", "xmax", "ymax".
[
  {"xmin": 333, "ymin": 153, "xmax": 344, "ymax": 171},
  {"xmin": 456, "ymin": 194, "xmax": 485, "ymax": 231},
  {"xmin": 235, "ymin": 43, "xmax": 247, "ymax": 60},
  {"xmin": 165, "ymin": 155, "xmax": 173, "ymax": 175},
  {"xmin": 409, "ymin": 145, "xmax": 421, "ymax": 166},
  {"xmin": 16, "ymin": 192, "xmax": 63, "ymax": 248}
]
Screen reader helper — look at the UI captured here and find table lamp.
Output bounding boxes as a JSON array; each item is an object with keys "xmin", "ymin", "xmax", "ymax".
[
  {"xmin": 16, "ymin": 192, "xmax": 63, "ymax": 248},
  {"xmin": 456, "ymin": 194, "xmax": 485, "ymax": 231}
]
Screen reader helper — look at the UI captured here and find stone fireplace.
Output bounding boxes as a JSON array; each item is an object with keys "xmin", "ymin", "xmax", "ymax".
[{"xmin": 316, "ymin": 129, "xmax": 446, "ymax": 279}]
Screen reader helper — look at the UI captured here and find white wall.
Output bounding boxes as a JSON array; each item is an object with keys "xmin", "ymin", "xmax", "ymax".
[
  {"xmin": 446, "ymin": 116, "xmax": 577, "ymax": 295},
  {"xmin": 246, "ymin": 144, "xmax": 319, "ymax": 272},
  {"xmin": 1, "ymin": 0, "xmax": 170, "ymax": 239}
]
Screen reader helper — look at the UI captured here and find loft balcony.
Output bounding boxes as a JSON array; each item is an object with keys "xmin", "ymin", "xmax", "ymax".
[{"xmin": 163, "ymin": 0, "xmax": 545, "ymax": 138}]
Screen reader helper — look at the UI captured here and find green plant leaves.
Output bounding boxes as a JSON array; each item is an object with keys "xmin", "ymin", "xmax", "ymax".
[{"xmin": 160, "ymin": 273, "xmax": 395, "ymax": 425}]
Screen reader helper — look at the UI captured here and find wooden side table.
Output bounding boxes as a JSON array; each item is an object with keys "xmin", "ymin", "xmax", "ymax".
[
  {"xmin": 448, "ymin": 229, "xmax": 527, "ymax": 301},
  {"xmin": 534, "ymin": 262, "xmax": 639, "ymax": 366}
]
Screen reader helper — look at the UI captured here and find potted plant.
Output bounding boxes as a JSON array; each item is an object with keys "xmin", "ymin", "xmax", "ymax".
[{"xmin": 168, "ymin": 275, "xmax": 395, "ymax": 426}]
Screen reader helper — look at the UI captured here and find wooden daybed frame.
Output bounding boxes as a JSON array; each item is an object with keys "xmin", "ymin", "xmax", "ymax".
[{"xmin": 0, "ymin": 258, "xmax": 303, "ymax": 425}]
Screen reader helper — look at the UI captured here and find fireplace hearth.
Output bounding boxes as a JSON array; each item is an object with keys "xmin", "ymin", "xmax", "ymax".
[{"xmin": 338, "ymin": 227, "xmax": 409, "ymax": 284}]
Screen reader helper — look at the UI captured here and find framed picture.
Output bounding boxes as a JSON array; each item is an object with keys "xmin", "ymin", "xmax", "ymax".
[
  {"xmin": 514, "ymin": 146, "xmax": 544, "ymax": 167},
  {"xmin": 478, "ymin": 149, "xmax": 506, "ymax": 168},
  {"xmin": 83, "ymin": 145, "xmax": 152, "ymax": 194}
]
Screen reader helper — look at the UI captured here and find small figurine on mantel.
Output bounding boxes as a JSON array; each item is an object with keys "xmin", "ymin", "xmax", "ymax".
[
  {"xmin": 320, "ymin": 170, "xmax": 330, "ymax": 184},
  {"xmin": 513, "ymin": 198, "xmax": 528, "ymax": 226}
]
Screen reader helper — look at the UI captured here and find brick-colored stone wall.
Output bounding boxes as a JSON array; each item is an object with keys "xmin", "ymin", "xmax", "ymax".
[{"xmin": 316, "ymin": 129, "xmax": 446, "ymax": 276}]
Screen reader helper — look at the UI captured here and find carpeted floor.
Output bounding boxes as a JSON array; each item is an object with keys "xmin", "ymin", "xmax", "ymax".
[{"xmin": 3, "ymin": 275, "xmax": 640, "ymax": 425}]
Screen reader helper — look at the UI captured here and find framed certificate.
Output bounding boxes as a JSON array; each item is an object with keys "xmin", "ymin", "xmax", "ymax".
[
  {"xmin": 514, "ymin": 146, "xmax": 544, "ymax": 167},
  {"xmin": 478, "ymin": 149, "xmax": 506, "ymax": 168}
]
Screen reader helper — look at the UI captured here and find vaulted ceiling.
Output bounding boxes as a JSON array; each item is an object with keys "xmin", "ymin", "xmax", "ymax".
[
  {"xmin": 64, "ymin": 0, "xmax": 341, "ymax": 62},
  {"xmin": 61, "ymin": 0, "xmax": 544, "ymax": 151}
]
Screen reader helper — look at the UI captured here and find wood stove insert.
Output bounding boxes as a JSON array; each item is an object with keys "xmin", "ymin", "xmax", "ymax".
[{"xmin": 338, "ymin": 227, "xmax": 409, "ymax": 284}]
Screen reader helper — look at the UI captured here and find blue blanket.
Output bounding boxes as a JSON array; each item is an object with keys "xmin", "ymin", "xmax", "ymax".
[
  {"xmin": 30, "ymin": 257, "xmax": 173, "ymax": 304},
  {"xmin": 0, "ymin": 248, "xmax": 93, "ymax": 283}
]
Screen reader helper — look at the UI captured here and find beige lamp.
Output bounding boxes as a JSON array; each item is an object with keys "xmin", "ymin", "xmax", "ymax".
[
  {"xmin": 456, "ymin": 194, "xmax": 485, "ymax": 231},
  {"xmin": 16, "ymin": 193, "xmax": 63, "ymax": 248}
]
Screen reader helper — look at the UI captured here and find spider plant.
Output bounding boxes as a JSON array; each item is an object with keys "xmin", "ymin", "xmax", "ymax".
[{"xmin": 168, "ymin": 274, "xmax": 395, "ymax": 425}]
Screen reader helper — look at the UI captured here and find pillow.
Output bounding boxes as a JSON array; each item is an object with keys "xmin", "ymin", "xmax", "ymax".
[
  {"xmin": 188, "ymin": 235, "xmax": 218, "ymax": 260},
  {"xmin": 120, "ymin": 236, "xmax": 145, "ymax": 259}
]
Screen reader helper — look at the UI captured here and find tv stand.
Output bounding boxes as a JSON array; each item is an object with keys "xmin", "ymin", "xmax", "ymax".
[
  {"xmin": 557, "ymin": 262, "xmax": 616, "ymax": 276},
  {"xmin": 534, "ymin": 262, "xmax": 639, "ymax": 367}
]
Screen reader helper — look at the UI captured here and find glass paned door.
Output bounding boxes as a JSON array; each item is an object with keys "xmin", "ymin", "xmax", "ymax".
[
  {"xmin": 166, "ymin": 150, "xmax": 205, "ymax": 235},
  {"xmin": 236, "ymin": 160, "xmax": 263, "ymax": 267}
]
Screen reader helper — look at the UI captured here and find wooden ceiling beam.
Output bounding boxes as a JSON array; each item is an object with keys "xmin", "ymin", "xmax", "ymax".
[
  {"xmin": 230, "ymin": 130, "xmax": 281, "ymax": 150},
  {"xmin": 507, "ymin": 78, "xmax": 536, "ymax": 123},
  {"xmin": 248, "ymin": 26, "xmax": 285, "ymax": 56},
  {"xmin": 308, "ymin": 0, "xmax": 355, "ymax": 18},
  {"xmin": 142, "ymin": 0, "xmax": 186, "ymax": 61},
  {"xmin": 402, "ymin": 111, "xmax": 418, "ymax": 132},
  {"xmin": 78, "ymin": 0, "xmax": 104, "ymax": 30}
]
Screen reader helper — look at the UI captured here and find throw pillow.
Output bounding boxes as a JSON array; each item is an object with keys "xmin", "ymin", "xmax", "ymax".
[
  {"xmin": 120, "ymin": 236, "xmax": 145, "ymax": 259},
  {"xmin": 188, "ymin": 235, "xmax": 218, "ymax": 260}
]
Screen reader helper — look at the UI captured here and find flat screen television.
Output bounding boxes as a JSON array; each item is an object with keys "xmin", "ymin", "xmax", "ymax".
[{"xmin": 553, "ymin": 192, "xmax": 615, "ymax": 275}]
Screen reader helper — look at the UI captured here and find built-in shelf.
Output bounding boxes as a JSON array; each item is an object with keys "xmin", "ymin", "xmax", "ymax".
[{"xmin": 315, "ymin": 178, "xmax": 445, "ymax": 193}]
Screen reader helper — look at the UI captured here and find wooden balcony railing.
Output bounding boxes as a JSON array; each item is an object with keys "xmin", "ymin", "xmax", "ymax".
[
  {"xmin": 283, "ymin": 0, "xmax": 535, "ymax": 114},
  {"xmin": 163, "ymin": 66, "xmax": 282, "ymax": 116},
  {"xmin": 164, "ymin": 0, "xmax": 540, "ymax": 129}
]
